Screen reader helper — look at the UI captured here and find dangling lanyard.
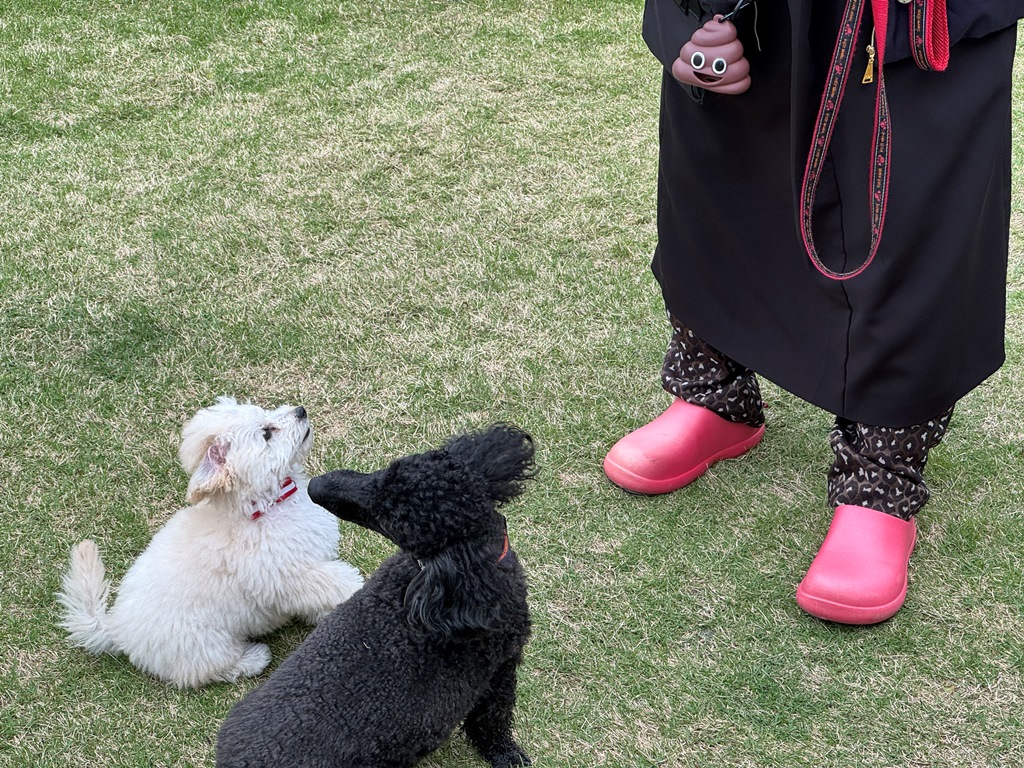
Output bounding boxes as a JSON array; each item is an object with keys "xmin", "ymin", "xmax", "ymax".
[
  {"xmin": 799, "ymin": 0, "xmax": 949, "ymax": 281},
  {"xmin": 799, "ymin": 0, "xmax": 891, "ymax": 281}
]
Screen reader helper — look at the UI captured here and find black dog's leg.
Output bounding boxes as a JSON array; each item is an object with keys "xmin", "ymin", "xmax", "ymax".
[{"xmin": 463, "ymin": 660, "xmax": 531, "ymax": 768}]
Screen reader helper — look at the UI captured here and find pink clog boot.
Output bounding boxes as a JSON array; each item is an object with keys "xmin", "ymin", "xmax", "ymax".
[
  {"xmin": 796, "ymin": 505, "xmax": 916, "ymax": 625},
  {"xmin": 603, "ymin": 398, "xmax": 765, "ymax": 495}
]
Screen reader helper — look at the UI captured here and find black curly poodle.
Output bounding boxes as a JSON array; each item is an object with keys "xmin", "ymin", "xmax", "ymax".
[{"xmin": 216, "ymin": 423, "xmax": 536, "ymax": 768}]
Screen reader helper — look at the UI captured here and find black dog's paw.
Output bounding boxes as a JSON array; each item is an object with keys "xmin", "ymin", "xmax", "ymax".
[{"xmin": 489, "ymin": 743, "xmax": 531, "ymax": 768}]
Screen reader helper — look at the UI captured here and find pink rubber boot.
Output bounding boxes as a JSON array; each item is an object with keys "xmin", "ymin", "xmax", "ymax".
[
  {"xmin": 603, "ymin": 398, "xmax": 764, "ymax": 495},
  {"xmin": 796, "ymin": 505, "xmax": 917, "ymax": 625}
]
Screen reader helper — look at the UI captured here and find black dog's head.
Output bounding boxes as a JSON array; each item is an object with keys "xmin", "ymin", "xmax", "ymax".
[{"xmin": 309, "ymin": 423, "xmax": 536, "ymax": 636}]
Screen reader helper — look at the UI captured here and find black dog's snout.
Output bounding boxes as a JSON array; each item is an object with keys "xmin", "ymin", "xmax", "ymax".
[
  {"xmin": 307, "ymin": 474, "xmax": 324, "ymax": 503},
  {"xmin": 294, "ymin": 406, "xmax": 307, "ymax": 421}
]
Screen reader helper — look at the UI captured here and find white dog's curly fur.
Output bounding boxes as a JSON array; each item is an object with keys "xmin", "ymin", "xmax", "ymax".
[{"xmin": 57, "ymin": 396, "xmax": 363, "ymax": 688}]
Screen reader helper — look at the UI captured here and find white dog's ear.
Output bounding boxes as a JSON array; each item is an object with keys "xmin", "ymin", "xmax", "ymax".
[{"xmin": 186, "ymin": 438, "xmax": 235, "ymax": 503}]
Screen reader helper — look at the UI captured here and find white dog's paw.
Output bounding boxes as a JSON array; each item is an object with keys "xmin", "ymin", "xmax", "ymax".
[
  {"xmin": 333, "ymin": 560, "xmax": 364, "ymax": 600},
  {"xmin": 301, "ymin": 561, "xmax": 363, "ymax": 624},
  {"xmin": 306, "ymin": 608, "xmax": 333, "ymax": 625},
  {"xmin": 229, "ymin": 643, "xmax": 273, "ymax": 680}
]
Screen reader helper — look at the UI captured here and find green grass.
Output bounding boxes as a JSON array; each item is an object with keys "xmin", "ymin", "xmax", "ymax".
[{"xmin": 2, "ymin": 2, "xmax": 1023, "ymax": 766}]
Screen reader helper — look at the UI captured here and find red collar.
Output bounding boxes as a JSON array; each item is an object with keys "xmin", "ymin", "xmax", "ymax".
[
  {"xmin": 249, "ymin": 477, "xmax": 298, "ymax": 520},
  {"xmin": 413, "ymin": 529, "xmax": 511, "ymax": 570},
  {"xmin": 496, "ymin": 516, "xmax": 511, "ymax": 562}
]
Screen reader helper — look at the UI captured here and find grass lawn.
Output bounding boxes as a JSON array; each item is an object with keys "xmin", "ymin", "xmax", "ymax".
[{"xmin": 2, "ymin": 2, "xmax": 1023, "ymax": 766}]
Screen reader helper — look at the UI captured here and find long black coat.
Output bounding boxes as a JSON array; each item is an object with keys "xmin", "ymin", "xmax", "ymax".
[{"xmin": 644, "ymin": 0, "xmax": 1022, "ymax": 426}]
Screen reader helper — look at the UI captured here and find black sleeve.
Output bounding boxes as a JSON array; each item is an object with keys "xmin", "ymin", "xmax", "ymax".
[
  {"xmin": 642, "ymin": 0, "xmax": 701, "ymax": 73},
  {"xmin": 883, "ymin": 0, "xmax": 1024, "ymax": 65}
]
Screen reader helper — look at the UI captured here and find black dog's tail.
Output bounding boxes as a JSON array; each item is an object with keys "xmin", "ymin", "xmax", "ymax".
[{"xmin": 444, "ymin": 423, "xmax": 536, "ymax": 505}]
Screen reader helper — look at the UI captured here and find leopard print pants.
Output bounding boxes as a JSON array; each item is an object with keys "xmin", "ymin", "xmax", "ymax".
[
  {"xmin": 827, "ymin": 408, "xmax": 953, "ymax": 520},
  {"xmin": 661, "ymin": 315, "xmax": 953, "ymax": 519},
  {"xmin": 661, "ymin": 315, "xmax": 765, "ymax": 427}
]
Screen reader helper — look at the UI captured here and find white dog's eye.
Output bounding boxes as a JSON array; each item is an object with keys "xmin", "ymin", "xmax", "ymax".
[{"xmin": 262, "ymin": 427, "xmax": 274, "ymax": 441}]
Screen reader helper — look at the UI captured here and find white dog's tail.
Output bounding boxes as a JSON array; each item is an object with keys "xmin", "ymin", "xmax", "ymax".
[{"xmin": 57, "ymin": 540, "xmax": 118, "ymax": 655}]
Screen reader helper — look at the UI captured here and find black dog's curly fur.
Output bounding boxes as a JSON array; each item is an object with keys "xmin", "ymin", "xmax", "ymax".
[{"xmin": 216, "ymin": 424, "xmax": 536, "ymax": 768}]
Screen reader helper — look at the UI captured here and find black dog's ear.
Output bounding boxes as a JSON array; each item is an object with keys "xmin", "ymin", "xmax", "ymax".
[
  {"xmin": 308, "ymin": 470, "xmax": 374, "ymax": 526},
  {"xmin": 444, "ymin": 424, "xmax": 537, "ymax": 505},
  {"xmin": 405, "ymin": 545, "xmax": 501, "ymax": 638}
]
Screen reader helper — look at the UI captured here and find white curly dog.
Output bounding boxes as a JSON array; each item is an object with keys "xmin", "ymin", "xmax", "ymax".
[{"xmin": 57, "ymin": 397, "xmax": 363, "ymax": 687}]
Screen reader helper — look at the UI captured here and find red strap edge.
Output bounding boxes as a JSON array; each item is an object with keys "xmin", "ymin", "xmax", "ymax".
[{"xmin": 910, "ymin": 0, "xmax": 950, "ymax": 72}]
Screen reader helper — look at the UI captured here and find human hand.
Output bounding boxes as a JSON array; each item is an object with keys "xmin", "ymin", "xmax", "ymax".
[{"xmin": 671, "ymin": 15, "xmax": 750, "ymax": 95}]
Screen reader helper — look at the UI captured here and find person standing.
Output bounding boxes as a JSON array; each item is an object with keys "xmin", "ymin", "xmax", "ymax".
[{"xmin": 605, "ymin": 0, "xmax": 1024, "ymax": 624}]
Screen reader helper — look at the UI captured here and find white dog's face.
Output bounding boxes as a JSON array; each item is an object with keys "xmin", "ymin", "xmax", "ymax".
[{"xmin": 178, "ymin": 396, "xmax": 313, "ymax": 505}]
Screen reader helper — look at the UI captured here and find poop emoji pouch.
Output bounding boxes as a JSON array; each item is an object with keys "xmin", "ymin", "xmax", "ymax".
[{"xmin": 671, "ymin": 15, "xmax": 751, "ymax": 95}]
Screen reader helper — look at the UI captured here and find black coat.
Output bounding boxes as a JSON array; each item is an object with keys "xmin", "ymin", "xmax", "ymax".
[{"xmin": 643, "ymin": 0, "xmax": 1022, "ymax": 425}]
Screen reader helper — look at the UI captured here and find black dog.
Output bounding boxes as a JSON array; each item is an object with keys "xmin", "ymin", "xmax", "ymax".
[{"xmin": 216, "ymin": 424, "xmax": 536, "ymax": 768}]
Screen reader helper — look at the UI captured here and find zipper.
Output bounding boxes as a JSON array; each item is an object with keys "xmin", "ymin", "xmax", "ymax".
[{"xmin": 862, "ymin": 28, "xmax": 876, "ymax": 84}]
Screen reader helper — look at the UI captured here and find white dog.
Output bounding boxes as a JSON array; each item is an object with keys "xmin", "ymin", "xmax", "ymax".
[{"xmin": 57, "ymin": 397, "xmax": 364, "ymax": 688}]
